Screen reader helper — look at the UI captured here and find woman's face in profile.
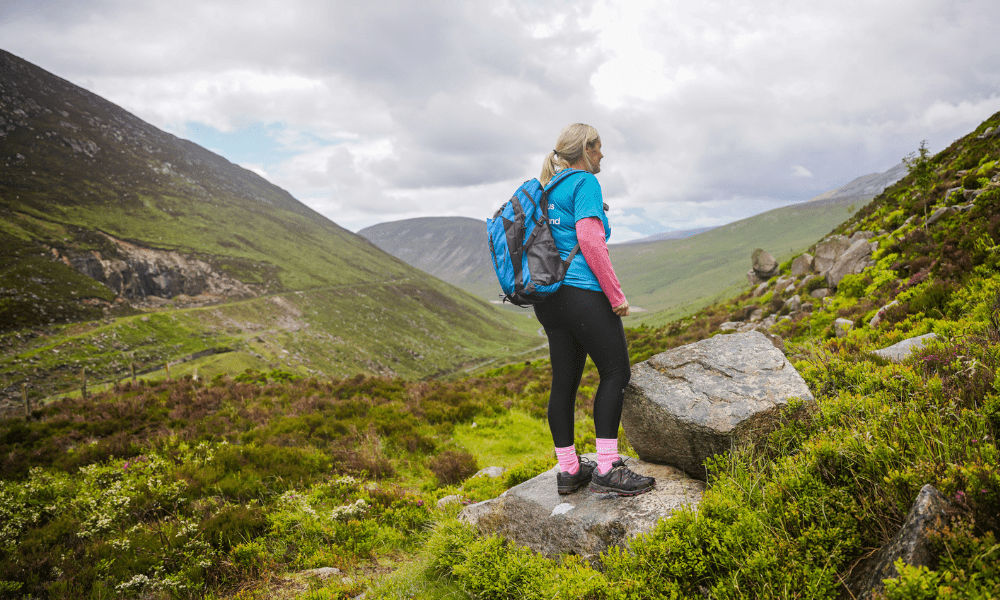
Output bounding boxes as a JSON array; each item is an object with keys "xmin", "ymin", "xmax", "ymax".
[{"xmin": 587, "ymin": 140, "xmax": 603, "ymax": 174}]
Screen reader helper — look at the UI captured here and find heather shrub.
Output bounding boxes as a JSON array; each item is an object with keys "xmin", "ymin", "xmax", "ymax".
[{"xmin": 427, "ymin": 449, "xmax": 478, "ymax": 486}]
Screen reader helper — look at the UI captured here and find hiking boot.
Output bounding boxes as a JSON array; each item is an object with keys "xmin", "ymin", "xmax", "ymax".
[
  {"xmin": 556, "ymin": 456, "xmax": 597, "ymax": 495},
  {"xmin": 589, "ymin": 458, "xmax": 655, "ymax": 496}
]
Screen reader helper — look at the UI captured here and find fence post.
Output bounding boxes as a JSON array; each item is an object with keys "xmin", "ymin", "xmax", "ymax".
[
  {"xmin": 22, "ymin": 383, "xmax": 29, "ymax": 419},
  {"xmin": 81, "ymin": 368, "xmax": 88, "ymax": 399},
  {"xmin": 165, "ymin": 362, "xmax": 170, "ymax": 380},
  {"xmin": 130, "ymin": 361, "xmax": 136, "ymax": 384}
]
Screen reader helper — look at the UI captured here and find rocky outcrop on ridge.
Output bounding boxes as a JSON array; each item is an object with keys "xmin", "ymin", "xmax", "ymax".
[
  {"xmin": 621, "ymin": 331, "xmax": 815, "ymax": 479},
  {"xmin": 54, "ymin": 232, "xmax": 260, "ymax": 307},
  {"xmin": 458, "ymin": 455, "xmax": 705, "ymax": 565},
  {"xmin": 844, "ymin": 485, "xmax": 958, "ymax": 600}
]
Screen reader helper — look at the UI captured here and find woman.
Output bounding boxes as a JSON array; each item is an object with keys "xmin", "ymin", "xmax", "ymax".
[{"xmin": 536, "ymin": 123, "xmax": 655, "ymax": 497}]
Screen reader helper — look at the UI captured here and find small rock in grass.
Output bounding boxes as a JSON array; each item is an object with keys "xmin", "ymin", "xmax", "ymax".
[
  {"xmin": 834, "ymin": 318, "xmax": 854, "ymax": 338},
  {"xmin": 437, "ymin": 494, "xmax": 464, "ymax": 509},
  {"xmin": 872, "ymin": 333, "xmax": 938, "ymax": 362},
  {"xmin": 300, "ymin": 567, "xmax": 341, "ymax": 580},
  {"xmin": 475, "ymin": 466, "xmax": 505, "ymax": 479}
]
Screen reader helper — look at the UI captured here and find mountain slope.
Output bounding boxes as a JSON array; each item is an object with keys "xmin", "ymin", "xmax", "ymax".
[
  {"xmin": 610, "ymin": 196, "xmax": 872, "ymax": 325},
  {"xmin": 0, "ymin": 49, "xmax": 541, "ymax": 399},
  {"xmin": 0, "ymin": 49, "xmax": 404, "ymax": 302},
  {"xmin": 359, "ymin": 217, "xmax": 499, "ymax": 302}
]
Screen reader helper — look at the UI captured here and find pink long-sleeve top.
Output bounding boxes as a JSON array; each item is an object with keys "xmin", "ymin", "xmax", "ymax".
[{"xmin": 575, "ymin": 217, "xmax": 626, "ymax": 308}]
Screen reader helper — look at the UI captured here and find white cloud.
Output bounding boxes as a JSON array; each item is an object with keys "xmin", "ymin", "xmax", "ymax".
[{"xmin": 2, "ymin": 0, "xmax": 1000, "ymax": 233}]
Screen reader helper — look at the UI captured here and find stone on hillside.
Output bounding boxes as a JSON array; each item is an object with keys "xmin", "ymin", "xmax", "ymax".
[
  {"xmin": 964, "ymin": 189, "xmax": 983, "ymax": 202},
  {"xmin": 747, "ymin": 269, "xmax": 765, "ymax": 286},
  {"xmin": 458, "ymin": 455, "xmax": 705, "ymax": 565},
  {"xmin": 299, "ymin": 567, "xmax": 342, "ymax": 580},
  {"xmin": 869, "ymin": 300, "xmax": 899, "ymax": 328},
  {"xmin": 801, "ymin": 302, "xmax": 814, "ymax": 312},
  {"xmin": 959, "ymin": 202, "xmax": 976, "ymax": 212},
  {"xmin": 730, "ymin": 305, "xmax": 757, "ymax": 322},
  {"xmin": 944, "ymin": 187, "xmax": 962, "ymax": 201},
  {"xmin": 475, "ymin": 466, "xmax": 505, "ymax": 479},
  {"xmin": 813, "ymin": 235, "xmax": 852, "ymax": 274},
  {"xmin": 719, "ymin": 322, "xmax": 740, "ymax": 332},
  {"xmin": 621, "ymin": 331, "xmax": 815, "ymax": 479},
  {"xmin": 774, "ymin": 275, "xmax": 792, "ymax": 290},
  {"xmin": 810, "ymin": 288, "xmax": 831, "ymax": 299},
  {"xmin": 872, "ymin": 333, "xmax": 939, "ymax": 362},
  {"xmin": 845, "ymin": 485, "xmax": 956, "ymax": 600},
  {"xmin": 834, "ymin": 318, "xmax": 854, "ymax": 338},
  {"xmin": 437, "ymin": 494, "xmax": 464, "ymax": 509},
  {"xmin": 749, "ymin": 308, "xmax": 764, "ymax": 322},
  {"xmin": 978, "ymin": 126, "xmax": 994, "ymax": 139},
  {"xmin": 849, "ymin": 230, "xmax": 875, "ymax": 243},
  {"xmin": 827, "ymin": 239, "xmax": 877, "ymax": 288},
  {"xmin": 783, "ymin": 294, "xmax": 801, "ymax": 312},
  {"xmin": 790, "ymin": 253, "xmax": 814, "ymax": 276},
  {"xmin": 927, "ymin": 206, "xmax": 958, "ymax": 225},
  {"xmin": 751, "ymin": 282, "xmax": 769, "ymax": 297},
  {"xmin": 751, "ymin": 248, "xmax": 779, "ymax": 279}
]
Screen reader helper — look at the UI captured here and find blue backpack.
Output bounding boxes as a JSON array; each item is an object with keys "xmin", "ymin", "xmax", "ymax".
[{"xmin": 486, "ymin": 169, "xmax": 582, "ymax": 306}]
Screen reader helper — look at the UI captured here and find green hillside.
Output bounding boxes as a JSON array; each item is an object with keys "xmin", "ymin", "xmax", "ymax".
[
  {"xmin": 0, "ymin": 49, "xmax": 541, "ymax": 403},
  {"xmin": 613, "ymin": 196, "xmax": 871, "ymax": 326},
  {"xmin": 359, "ymin": 216, "xmax": 501, "ymax": 304}
]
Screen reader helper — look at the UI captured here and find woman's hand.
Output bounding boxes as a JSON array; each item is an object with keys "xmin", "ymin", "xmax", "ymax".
[{"xmin": 613, "ymin": 299, "xmax": 630, "ymax": 317}]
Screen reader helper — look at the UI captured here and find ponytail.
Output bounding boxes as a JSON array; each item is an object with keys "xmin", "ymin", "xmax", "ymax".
[{"xmin": 540, "ymin": 123, "xmax": 601, "ymax": 185}]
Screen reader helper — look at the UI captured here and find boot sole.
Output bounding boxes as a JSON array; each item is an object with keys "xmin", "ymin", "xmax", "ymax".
[
  {"xmin": 557, "ymin": 480, "xmax": 590, "ymax": 494},
  {"xmin": 589, "ymin": 482, "xmax": 655, "ymax": 496}
]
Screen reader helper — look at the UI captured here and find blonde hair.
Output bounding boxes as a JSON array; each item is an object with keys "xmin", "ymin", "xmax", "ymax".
[{"xmin": 540, "ymin": 123, "xmax": 601, "ymax": 185}]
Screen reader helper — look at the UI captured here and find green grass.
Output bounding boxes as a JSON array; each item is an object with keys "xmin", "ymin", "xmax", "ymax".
[
  {"xmin": 451, "ymin": 410, "xmax": 554, "ymax": 470},
  {"xmin": 1, "ymin": 279, "xmax": 543, "ymax": 409},
  {"xmin": 613, "ymin": 199, "xmax": 867, "ymax": 327}
]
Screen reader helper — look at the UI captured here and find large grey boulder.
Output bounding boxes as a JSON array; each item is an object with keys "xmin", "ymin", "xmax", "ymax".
[
  {"xmin": 813, "ymin": 235, "xmax": 852, "ymax": 274},
  {"xmin": 458, "ymin": 455, "xmax": 704, "ymax": 565},
  {"xmin": 790, "ymin": 253, "xmax": 814, "ymax": 276},
  {"xmin": 872, "ymin": 333, "xmax": 939, "ymax": 362},
  {"xmin": 827, "ymin": 239, "xmax": 877, "ymax": 287},
  {"xmin": 845, "ymin": 485, "xmax": 956, "ymax": 600},
  {"xmin": 752, "ymin": 248, "xmax": 779, "ymax": 279},
  {"xmin": 621, "ymin": 331, "xmax": 815, "ymax": 479}
]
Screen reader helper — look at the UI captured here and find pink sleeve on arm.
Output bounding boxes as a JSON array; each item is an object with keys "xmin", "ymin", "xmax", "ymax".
[{"xmin": 575, "ymin": 217, "xmax": 626, "ymax": 308}]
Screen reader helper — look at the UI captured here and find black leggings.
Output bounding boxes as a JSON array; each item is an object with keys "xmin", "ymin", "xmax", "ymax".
[{"xmin": 533, "ymin": 285, "xmax": 630, "ymax": 448}]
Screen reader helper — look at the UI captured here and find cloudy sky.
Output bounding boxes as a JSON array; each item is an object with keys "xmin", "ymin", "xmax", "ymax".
[{"xmin": 3, "ymin": 0, "xmax": 1000, "ymax": 240}]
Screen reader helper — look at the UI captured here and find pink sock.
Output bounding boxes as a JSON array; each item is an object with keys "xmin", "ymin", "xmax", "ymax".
[
  {"xmin": 596, "ymin": 438, "xmax": 618, "ymax": 474},
  {"xmin": 555, "ymin": 445, "xmax": 579, "ymax": 474}
]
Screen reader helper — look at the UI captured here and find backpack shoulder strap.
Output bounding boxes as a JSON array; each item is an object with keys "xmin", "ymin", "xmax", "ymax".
[{"xmin": 543, "ymin": 168, "xmax": 585, "ymax": 193}]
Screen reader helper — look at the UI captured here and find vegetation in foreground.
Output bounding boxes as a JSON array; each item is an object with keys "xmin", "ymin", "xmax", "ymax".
[{"xmin": 3, "ymin": 115, "xmax": 1000, "ymax": 598}]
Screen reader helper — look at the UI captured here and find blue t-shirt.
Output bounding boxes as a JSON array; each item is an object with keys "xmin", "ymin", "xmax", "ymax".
[{"xmin": 545, "ymin": 170, "xmax": 609, "ymax": 291}]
